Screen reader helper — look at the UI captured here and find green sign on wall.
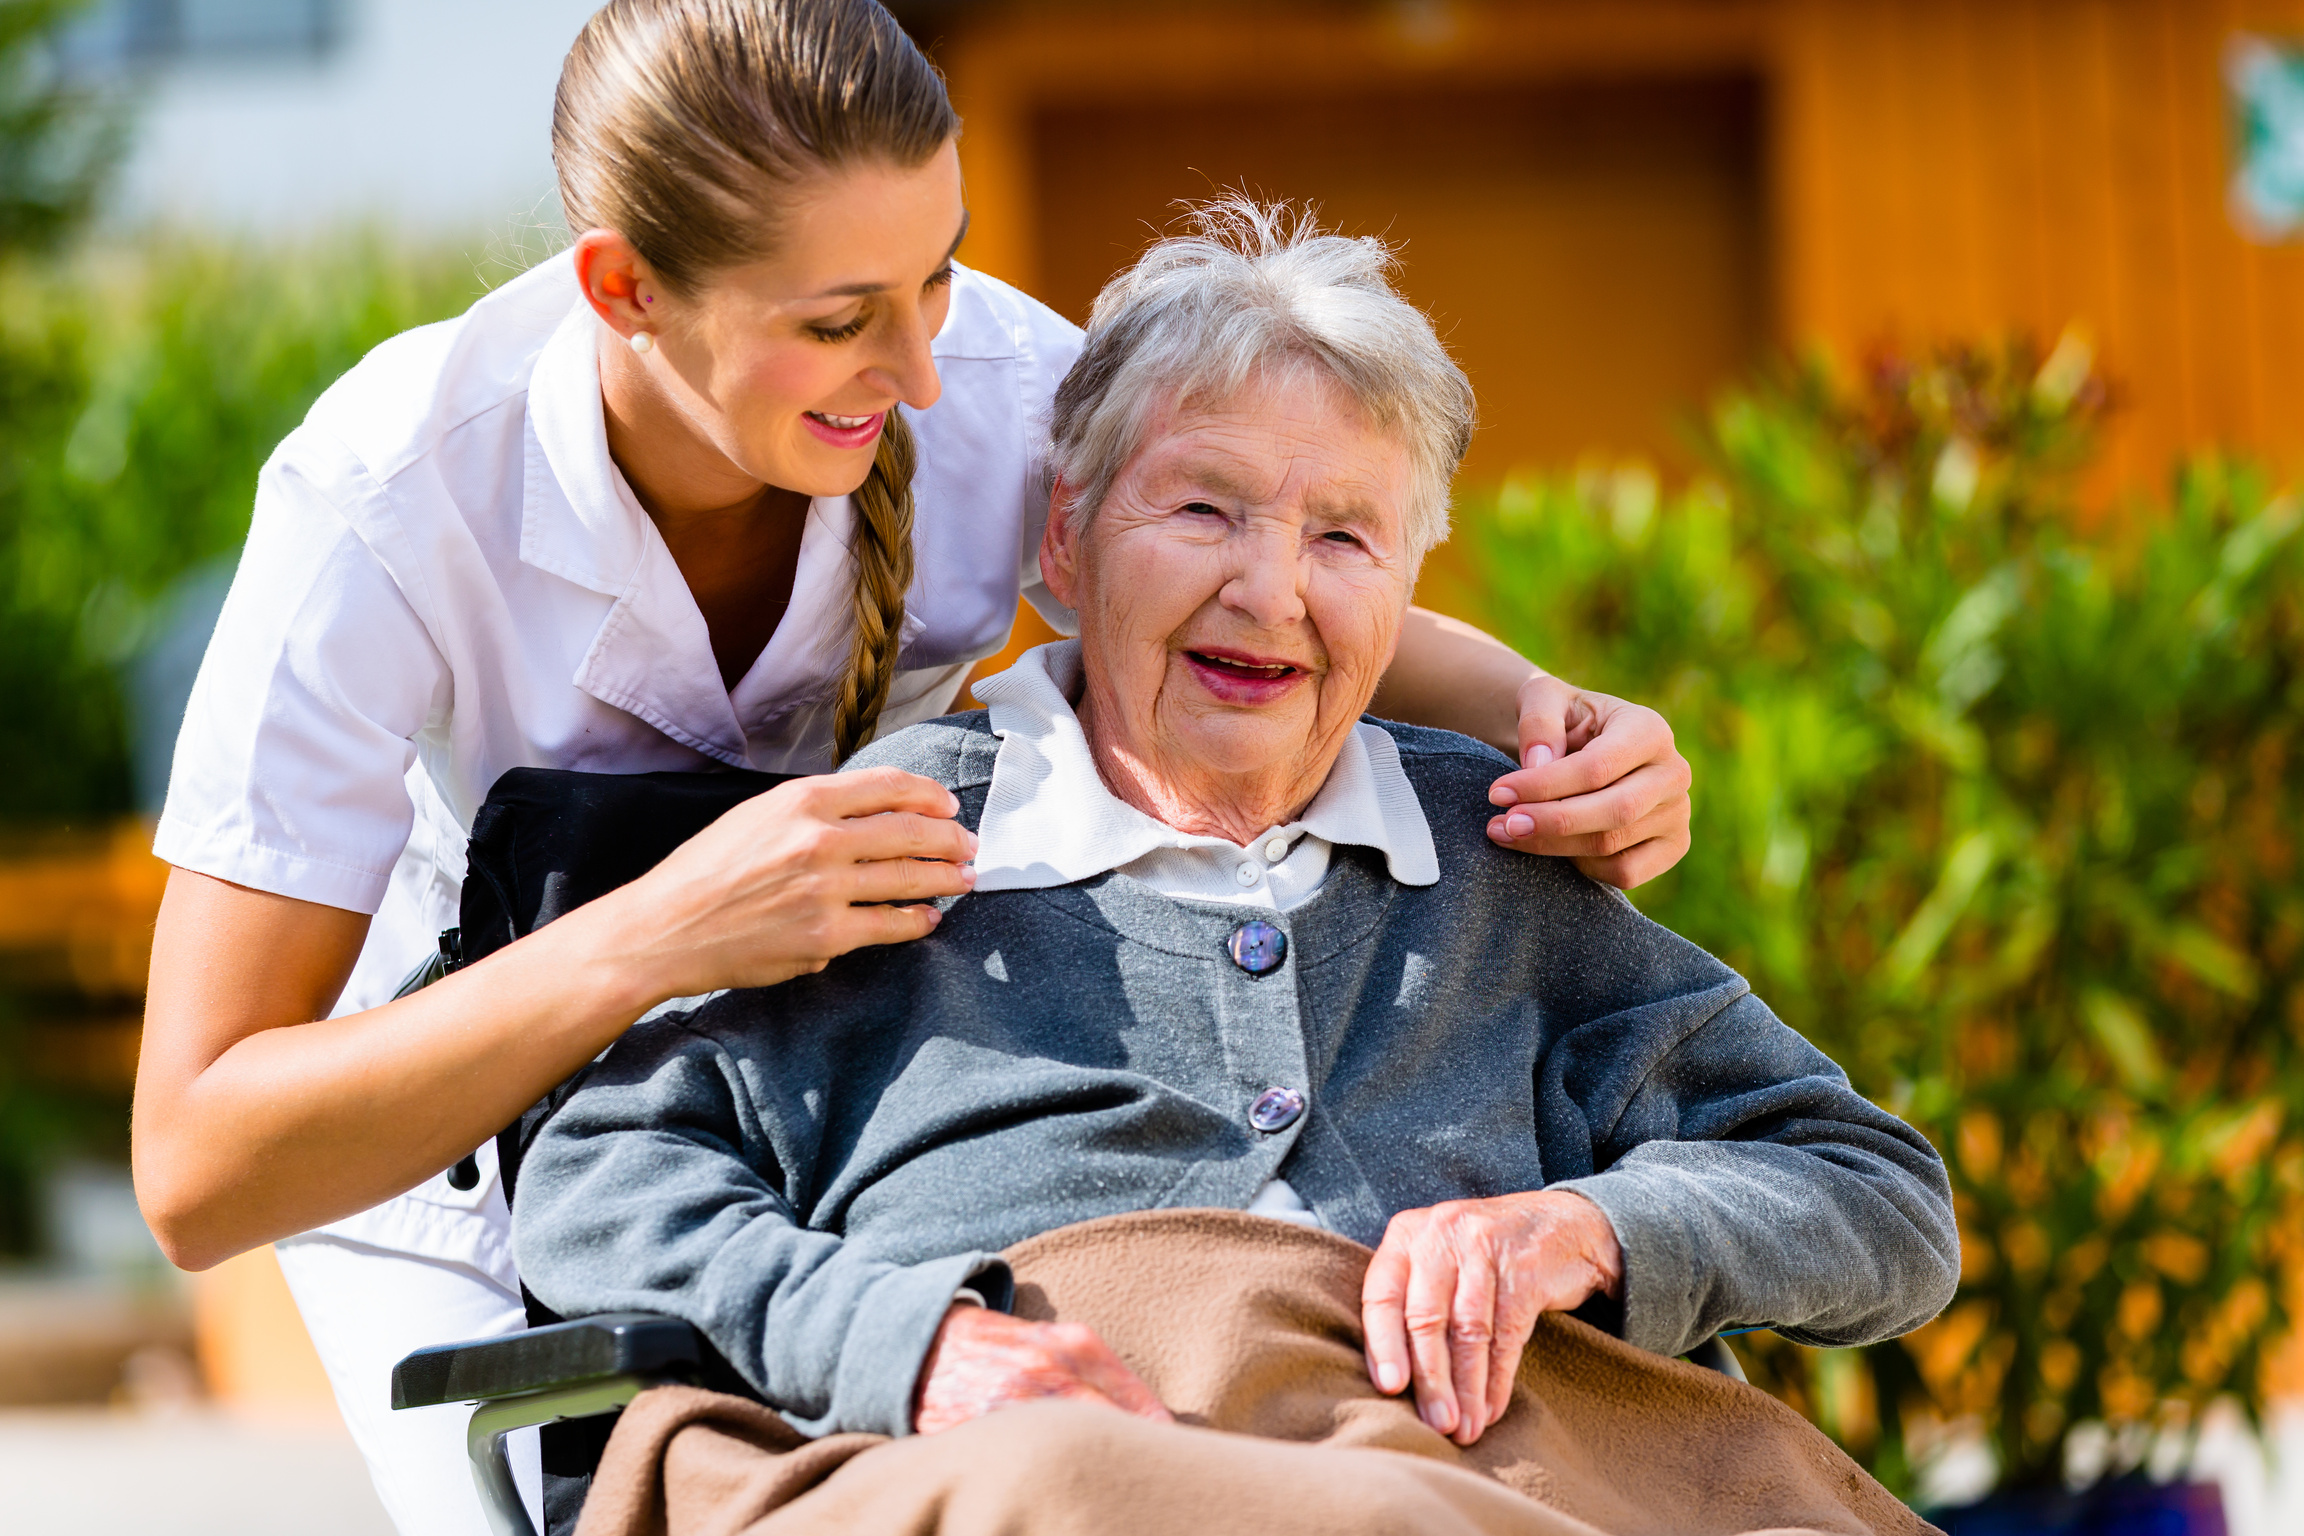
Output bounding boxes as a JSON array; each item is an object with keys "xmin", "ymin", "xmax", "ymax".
[{"xmin": 2231, "ymin": 34, "xmax": 2304, "ymax": 239}]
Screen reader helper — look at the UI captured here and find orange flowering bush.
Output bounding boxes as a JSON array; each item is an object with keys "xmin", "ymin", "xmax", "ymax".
[{"xmin": 1464, "ymin": 340, "xmax": 2304, "ymax": 1493}]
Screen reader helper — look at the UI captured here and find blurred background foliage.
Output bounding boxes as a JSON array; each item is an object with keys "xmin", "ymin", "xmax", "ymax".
[
  {"xmin": 0, "ymin": 0, "xmax": 119, "ymax": 254},
  {"xmin": 0, "ymin": 229, "xmax": 485, "ymax": 1251},
  {"xmin": 1464, "ymin": 342, "xmax": 2304, "ymax": 1495},
  {"xmin": 0, "ymin": 240, "xmax": 483, "ymax": 823}
]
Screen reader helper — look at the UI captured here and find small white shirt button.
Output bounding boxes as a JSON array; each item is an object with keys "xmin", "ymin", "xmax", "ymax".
[
  {"xmin": 1263, "ymin": 837, "xmax": 1290, "ymax": 862},
  {"xmin": 1235, "ymin": 862, "xmax": 1262, "ymax": 887}
]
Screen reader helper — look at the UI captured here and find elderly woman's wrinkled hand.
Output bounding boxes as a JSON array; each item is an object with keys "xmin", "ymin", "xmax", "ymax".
[
  {"xmin": 1486, "ymin": 677, "xmax": 1693, "ymax": 890},
  {"xmin": 1360, "ymin": 1190, "xmax": 1624, "ymax": 1447},
  {"xmin": 912, "ymin": 1303, "xmax": 1173, "ymax": 1435}
]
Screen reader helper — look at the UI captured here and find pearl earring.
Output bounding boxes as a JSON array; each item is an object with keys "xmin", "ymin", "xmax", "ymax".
[{"xmin": 628, "ymin": 331, "xmax": 655, "ymax": 356}]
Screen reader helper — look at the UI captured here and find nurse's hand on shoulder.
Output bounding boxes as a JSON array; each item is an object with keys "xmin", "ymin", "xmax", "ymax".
[
  {"xmin": 606, "ymin": 766, "xmax": 975, "ymax": 996},
  {"xmin": 1486, "ymin": 674, "xmax": 1693, "ymax": 890}
]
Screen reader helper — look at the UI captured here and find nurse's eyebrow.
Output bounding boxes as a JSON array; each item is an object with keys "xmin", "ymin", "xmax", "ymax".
[{"xmin": 812, "ymin": 213, "xmax": 971, "ymax": 299}]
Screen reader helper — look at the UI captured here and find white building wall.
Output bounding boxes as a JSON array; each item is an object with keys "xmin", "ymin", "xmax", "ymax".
[{"xmin": 105, "ymin": 0, "xmax": 600, "ymax": 235}]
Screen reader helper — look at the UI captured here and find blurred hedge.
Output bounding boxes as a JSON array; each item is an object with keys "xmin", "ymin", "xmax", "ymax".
[
  {"xmin": 0, "ymin": 236, "xmax": 502, "ymax": 1255},
  {"xmin": 1464, "ymin": 340, "xmax": 2304, "ymax": 1493},
  {"xmin": 0, "ymin": 237, "xmax": 497, "ymax": 824}
]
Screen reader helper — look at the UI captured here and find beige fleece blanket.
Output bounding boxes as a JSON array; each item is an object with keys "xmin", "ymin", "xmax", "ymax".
[{"xmin": 574, "ymin": 1210, "xmax": 1935, "ymax": 1536}]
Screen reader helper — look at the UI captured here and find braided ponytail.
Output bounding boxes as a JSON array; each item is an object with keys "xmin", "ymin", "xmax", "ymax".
[
  {"xmin": 552, "ymin": 0, "xmax": 954, "ymax": 765},
  {"xmin": 831, "ymin": 410, "xmax": 918, "ymax": 762}
]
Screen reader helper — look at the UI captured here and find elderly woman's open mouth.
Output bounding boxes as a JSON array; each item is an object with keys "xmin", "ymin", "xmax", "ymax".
[{"xmin": 1181, "ymin": 645, "xmax": 1310, "ymax": 703}]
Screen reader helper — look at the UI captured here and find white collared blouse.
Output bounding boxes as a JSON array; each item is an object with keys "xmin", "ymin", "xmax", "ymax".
[
  {"xmin": 154, "ymin": 251, "xmax": 1081, "ymax": 1275},
  {"xmin": 969, "ymin": 640, "xmax": 1440, "ymax": 908}
]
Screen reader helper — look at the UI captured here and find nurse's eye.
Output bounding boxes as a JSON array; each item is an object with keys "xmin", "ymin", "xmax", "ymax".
[
  {"xmin": 809, "ymin": 311, "xmax": 870, "ymax": 343},
  {"xmin": 925, "ymin": 264, "xmax": 955, "ymax": 291}
]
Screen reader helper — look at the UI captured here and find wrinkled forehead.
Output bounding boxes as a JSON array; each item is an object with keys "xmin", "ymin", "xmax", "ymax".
[{"xmin": 1116, "ymin": 370, "xmax": 1416, "ymax": 532}]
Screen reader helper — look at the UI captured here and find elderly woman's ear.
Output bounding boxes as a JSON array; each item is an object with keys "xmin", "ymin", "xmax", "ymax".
[{"xmin": 1037, "ymin": 477, "xmax": 1087, "ymax": 614}]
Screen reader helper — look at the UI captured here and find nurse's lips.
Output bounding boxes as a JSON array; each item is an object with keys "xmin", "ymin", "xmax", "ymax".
[
  {"xmin": 1182, "ymin": 647, "xmax": 1311, "ymax": 705},
  {"xmin": 802, "ymin": 410, "xmax": 886, "ymax": 451}
]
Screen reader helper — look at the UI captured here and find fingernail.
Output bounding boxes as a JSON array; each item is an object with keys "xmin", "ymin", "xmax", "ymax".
[
  {"xmin": 1422, "ymin": 1399, "xmax": 1454, "ymax": 1433},
  {"xmin": 1376, "ymin": 1361, "xmax": 1404, "ymax": 1394},
  {"xmin": 1526, "ymin": 743, "xmax": 1556, "ymax": 769},
  {"xmin": 959, "ymin": 864, "xmax": 977, "ymax": 888},
  {"xmin": 1488, "ymin": 784, "xmax": 1516, "ymax": 806},
  {"xmin": 1505, "ymin": 812, "xmax": 1535, "ymax": 839}
]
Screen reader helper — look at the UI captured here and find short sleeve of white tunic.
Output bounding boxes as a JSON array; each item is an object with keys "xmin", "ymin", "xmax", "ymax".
[{"xmin": 157, "ymin": 253, "xmax": 1085, "ymax": 1027}]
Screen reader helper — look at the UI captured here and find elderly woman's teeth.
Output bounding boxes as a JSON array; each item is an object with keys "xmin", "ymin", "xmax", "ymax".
[{"xmin": 1192, "ymin": 652, "xmax": 1295, "ymax": 678}]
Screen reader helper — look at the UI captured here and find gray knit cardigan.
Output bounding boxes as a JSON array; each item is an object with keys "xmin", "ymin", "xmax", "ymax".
[{"xmin": 513, "ymin": 714, "xmax": 1958, "ymax": 1439}]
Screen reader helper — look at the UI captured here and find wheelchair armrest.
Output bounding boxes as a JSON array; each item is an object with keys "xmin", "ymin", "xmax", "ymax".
[{"xmin": 392, "ymin": 1312, "xmax": 703, "ymax": 1409}]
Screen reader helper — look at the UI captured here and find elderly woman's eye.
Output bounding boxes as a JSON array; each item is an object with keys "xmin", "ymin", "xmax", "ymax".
[
  {"xmin": 1322, "ymin": 529, "xmax": 1364, "ymax": 547},
  {"xmin": 1183, "ymin": 501, "xmax": 1226, "ymax": 517}
]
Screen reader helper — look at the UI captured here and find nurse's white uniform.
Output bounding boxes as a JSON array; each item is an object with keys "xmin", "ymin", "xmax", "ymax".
[{"xmin": 154, "ymin": 250, "xmax": 1082, "ymax": 1535}]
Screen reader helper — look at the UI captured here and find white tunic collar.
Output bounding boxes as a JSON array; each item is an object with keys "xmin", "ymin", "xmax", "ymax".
[
  {"xmin": 969, "ymin": 641, "xmax": 1439, "ymax": 894},
  {"xmin": 520, "ymin": 295, "xmax": 899, "ymax": 769}
]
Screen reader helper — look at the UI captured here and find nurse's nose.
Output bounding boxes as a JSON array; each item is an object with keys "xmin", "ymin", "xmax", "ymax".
[{"xmin": 862, "ymin": 308, "xmax": 943, "ymax": 413}]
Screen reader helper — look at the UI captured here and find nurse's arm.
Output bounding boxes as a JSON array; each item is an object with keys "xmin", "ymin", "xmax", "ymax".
[
  {"xmin": 1371, "ymin": 605, "xmax": 1692, "ymax": 890},
  {"xmin": 132, "ymin": 768, "xmax": 976, "ymax": 1272}
]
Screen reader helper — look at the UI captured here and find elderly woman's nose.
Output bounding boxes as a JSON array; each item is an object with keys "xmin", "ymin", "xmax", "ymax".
[{"xmin": 1217, "ymin": 536, "xmax": 1309, "ymax": 627}]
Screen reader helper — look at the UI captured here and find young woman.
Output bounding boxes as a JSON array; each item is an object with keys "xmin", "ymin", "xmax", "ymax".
[{"xmin": 130, "ymin": 2, "xmax": 1692, "ymax": 1530}]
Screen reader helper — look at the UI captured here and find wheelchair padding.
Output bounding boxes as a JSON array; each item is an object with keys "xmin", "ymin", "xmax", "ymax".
[{"xmin": 392, "ymin": 1312, "xmax": 703, "ymax": 1410}]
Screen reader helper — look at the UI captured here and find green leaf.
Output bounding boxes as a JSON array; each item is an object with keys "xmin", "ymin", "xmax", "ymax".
[
  {"xmin": 1880, "ymin": 830, "xmax": 1998, "ymax": 990},
  {"xmin": 2080, "ymin": 989, "xmax": 2166, "ymax": 1096}
]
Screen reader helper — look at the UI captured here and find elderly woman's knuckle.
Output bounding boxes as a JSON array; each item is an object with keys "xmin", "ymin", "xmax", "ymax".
[{"xmin": 1404, "ymin": 1310, "xmax": 1451, "ymax": 1339}]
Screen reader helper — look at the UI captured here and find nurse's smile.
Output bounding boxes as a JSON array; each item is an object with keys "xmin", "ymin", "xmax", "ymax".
[{"xmin": 801, "ymin": 409, "xmax": 886, "ymax": 451}]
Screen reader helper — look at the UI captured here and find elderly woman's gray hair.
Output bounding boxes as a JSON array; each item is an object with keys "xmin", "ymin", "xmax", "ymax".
[{"xmin": 1048, "ymin": 199, "xmax": 1475, "ymax": 559}]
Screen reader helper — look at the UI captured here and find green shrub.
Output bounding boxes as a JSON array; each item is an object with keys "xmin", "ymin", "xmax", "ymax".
[
  {"xmin": 0, "ymin": 236, "xmax": 501, "ymax": 823},
  {"xmin": 0, "ymin": 235, "xmax": 513, "ymax": 1256},
  {"xmin": 0, "ymin": 0, "xmax": 122, "ymax": 255},
  {"xmin": 1464, "ymin": 340, "xmax": 2304, "ymax": 1494}
]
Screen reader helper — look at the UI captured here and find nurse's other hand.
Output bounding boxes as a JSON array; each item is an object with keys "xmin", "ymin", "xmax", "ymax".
[
  {"xmin": 604, "ymin": 766, "xmax": 976, "ymax": 997},
  {"xmin": 1485, "ymin": 675, "xmax": 1692, "ymax": 890},
  {"xmin": 1361, "ymin": 1190, "xmax": 1622, "ymax": 1448},
  {"xmin": 913, "ymin": 1305, "xmax": 1172, "ymax": 1435}
]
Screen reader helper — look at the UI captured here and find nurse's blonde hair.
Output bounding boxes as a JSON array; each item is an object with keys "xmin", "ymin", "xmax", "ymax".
[{"xmin": 553, "ymin": 0, "xmax": 953, "ymax": 762}]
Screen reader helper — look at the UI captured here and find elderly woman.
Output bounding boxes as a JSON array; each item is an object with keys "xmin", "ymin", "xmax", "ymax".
[{"xmin": 512, "ymin": 205, "xmax": 1956, "ymax": 1536}]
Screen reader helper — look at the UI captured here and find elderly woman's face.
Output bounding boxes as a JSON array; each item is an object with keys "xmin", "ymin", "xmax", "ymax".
[{"xmin": 1044, "ymin": 368, "xmax": 1420, "ymax": 806}]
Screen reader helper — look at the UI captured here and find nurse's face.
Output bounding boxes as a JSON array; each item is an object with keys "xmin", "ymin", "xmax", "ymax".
[{"xmin": 580, "ymin": 139, "xmax": 966, "ymax": 500}]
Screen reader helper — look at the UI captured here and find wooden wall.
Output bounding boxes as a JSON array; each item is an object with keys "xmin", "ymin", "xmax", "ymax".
[
  {"xmin": 932, "ymin": 0, "xmax": 1775, "ymax": 482},
  {"xmin": 1774, "ymin": 0, "xmax": 2304, "ymax": 492},
  {"xmin": 1028, "ymin": 75, "xmax": 1767, "ymax": 483},
  {"xmin": 921, "ymin": 0, "xmax": 2304, "ymax": 498}
]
